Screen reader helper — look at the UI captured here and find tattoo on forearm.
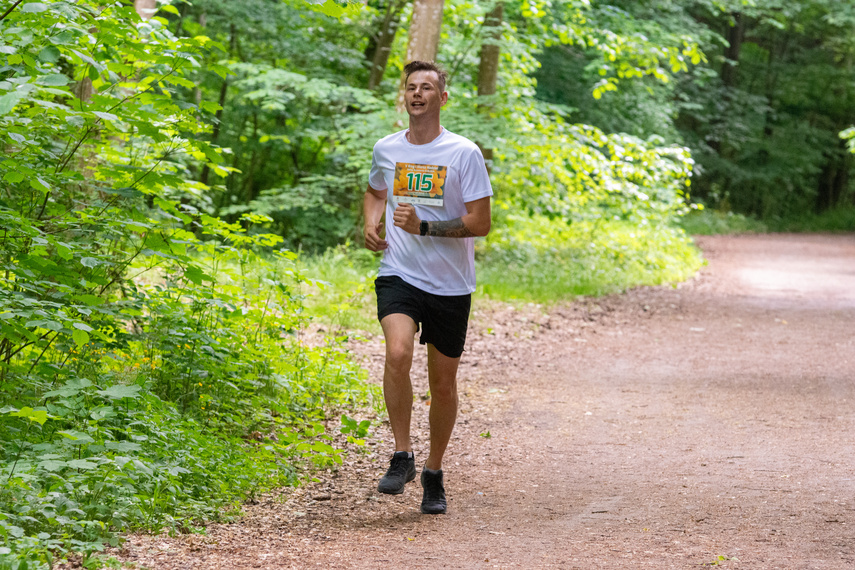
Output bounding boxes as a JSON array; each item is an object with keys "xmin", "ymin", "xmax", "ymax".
[{"xmin": 427, "ymin": 218, "xmax": 476, "ymax": 238}]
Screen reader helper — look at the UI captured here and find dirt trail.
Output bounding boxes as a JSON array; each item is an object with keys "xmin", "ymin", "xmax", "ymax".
[{"xmin": 120, "ymin": 233, "xmax": 855, "ymax": 569}]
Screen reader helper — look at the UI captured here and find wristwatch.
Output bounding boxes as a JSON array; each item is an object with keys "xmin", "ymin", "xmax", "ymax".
[{"xmin": 420, "ymin": 220, "xmax": 429, "ymax": 236}]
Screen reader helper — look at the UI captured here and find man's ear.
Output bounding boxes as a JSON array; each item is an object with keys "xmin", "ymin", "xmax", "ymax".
[{"xmin": 441, "ymin": 90, "xmax": 449, "ymax": 106}]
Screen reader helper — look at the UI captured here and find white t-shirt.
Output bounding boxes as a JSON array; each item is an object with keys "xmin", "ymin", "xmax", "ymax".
[{"xmin": 368, "ymin": 128, "xmax": 493, "ymax": 296}]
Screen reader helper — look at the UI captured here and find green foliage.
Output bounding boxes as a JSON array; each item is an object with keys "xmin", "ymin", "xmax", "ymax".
[
  {"xmin": 298, "ymin": 245, "xmax": 381, "ymax": 335},
  {"xmin": 766, "ymin": 205, "xmax": 855, "ymax": 233},
  {"xmin": 214, "ymin": 63, "xmax": 384, "ymax": 250},
  {"xmin": 339, "ymin": 414, "xmax": 371, "ymax": 446},
  {"xmin": 677, "ymin": 0, "xmax": 855, "ymax": 218},
  {"xmin": 168, "ymin": 0, "xmax": 382, "ymax": 252},
  {"xmin": 534, "ymin": 1, "xmax": 855, "ymax": 220},
  {"xmin": 679, "ymin": 209, "xmax": 768, "ymax": 235},
  {"xmin": 478, "ymin": 214, "xmax": 702, "ymax": 302},
  {"xmin": 474, "ymin": 100, "xmax": 703, "ymax": 302},
  {"xmin": 0, "ymin": 2, "xmax": 374, "ymax": 567}
]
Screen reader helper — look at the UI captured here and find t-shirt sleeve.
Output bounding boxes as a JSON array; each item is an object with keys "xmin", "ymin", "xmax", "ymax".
[
  {"xmin": 459, "ymin": 145, "xmax": 493, "ymax": 203},
  {"xmin": 368, "ymin": 143, "xmax": 388, "ymax": 191}
]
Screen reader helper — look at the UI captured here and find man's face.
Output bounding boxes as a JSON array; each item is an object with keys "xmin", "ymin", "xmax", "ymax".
[{"xmin": 404, "ymin": 70, "xmax": 447, "ymax": 119}]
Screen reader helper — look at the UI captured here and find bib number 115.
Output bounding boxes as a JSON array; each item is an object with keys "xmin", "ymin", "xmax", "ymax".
[{"xmin": 406, "ymin": 172, "xmax": 433, "ymax": 193}]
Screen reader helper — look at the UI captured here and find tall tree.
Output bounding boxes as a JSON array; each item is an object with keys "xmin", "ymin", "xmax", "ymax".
[
  {"xmin": 367, "ymin": 0, "xmax": 407, "ymax": 90},
  {"xmin": 395, "ymin": 0, "xmax": 445, "ymax": 112},
  {"xmin": 476, "ymin": 1, "xmax": 503, "ymax": 165},
  {"xmin": 721, "ymin": 12, "xmax": 744, "ymax": 89}
]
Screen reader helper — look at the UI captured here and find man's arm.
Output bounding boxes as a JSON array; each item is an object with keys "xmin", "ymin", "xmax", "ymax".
[
  {"xmin": 392, "ymin": 196, "xmax": 491, "ymax": 238},
  {"xmin": 363, "ymin": 185, "xmax": 388, "ymax": 251}
]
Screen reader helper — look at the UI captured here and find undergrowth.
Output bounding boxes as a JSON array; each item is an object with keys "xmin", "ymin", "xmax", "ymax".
[
  {"xmin": 0, "ymin": 236, "xmax": 379, "ymax": 569},
  {"xmin": 767, "ymin": 205, "xmax": 855, "ymax": 233},
  {"xmin": 679, "ymin": 205, "xmax": 855, "ymax": 235},
  {"xmin": 679, "ymin": 209, "xmax": 768, "ymax": 235},
  {"xmin": 299, "ymin": 245, "xmax": 382, "ymax": 336},
  {"xmin": 477, "ymin": 214, "xmax": 703, "ymax": 303}
]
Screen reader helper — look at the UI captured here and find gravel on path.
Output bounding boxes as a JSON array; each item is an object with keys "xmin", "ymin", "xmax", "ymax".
[{"xmin": 116, "ymin": 233, "xmax": 855, "ymax": 569}]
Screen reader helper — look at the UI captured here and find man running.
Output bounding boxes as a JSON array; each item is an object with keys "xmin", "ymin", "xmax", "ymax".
[{"xmin": 363, "ymin": 60, "xmax": 493, "ymax": 515}]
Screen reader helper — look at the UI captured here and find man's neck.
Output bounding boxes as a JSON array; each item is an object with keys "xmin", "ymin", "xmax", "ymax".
[{"xmin": 406, "ymin": 119, "xmax": 443, "ymax": 145}]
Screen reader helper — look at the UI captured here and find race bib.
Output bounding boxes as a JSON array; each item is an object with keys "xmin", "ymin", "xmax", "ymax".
[{"xmin": 393, "ymin": 162, "xmax": 447, "ymax": 206}]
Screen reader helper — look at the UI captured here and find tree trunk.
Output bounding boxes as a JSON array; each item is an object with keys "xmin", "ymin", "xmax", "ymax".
[
  {"xmin": 709, "ymin": 11, "xmax": 745, "ymax": 161},
  {"xmin": 476, "ymin": 1, "xmax": 502, "ymax": 165},
  {"xmin": 134, "ymin": 0, "xmax": 156, "ymax": 20},
  {"xmin": 367, "ymin": 0, "xmax": 406, "ymax": 90},
  {"xmin": 395, "ymin": 0, "xmax": 445, "ymax": 113},
  {"xmin": 721, "ymin": 12, "xmax": 744, "ymax": 88},
  {"xmin": 816, "ymin": 137, "xmax": 851, "ymax": 212}
]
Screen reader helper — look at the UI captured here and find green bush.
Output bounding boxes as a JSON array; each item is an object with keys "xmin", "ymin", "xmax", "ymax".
[
  {"xmin": 477, "ymin": 111, "xmax": 704, "ymax": 302},
  {"xmin": 0, "ymin": 2, "xmax": 376, "ymax": 567},
  {"xmin": 767, "ymin": 206, "xmax": 855, "ymax": 233},
  {"xmin": 478, "ymin": 213, "xmax": 702, "ymax": 302},
  {"xmin": 679, "ymin": 209, "xmax": 768, "ymax": 235}
]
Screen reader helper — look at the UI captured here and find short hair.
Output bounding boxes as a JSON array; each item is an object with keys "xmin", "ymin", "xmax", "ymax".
[{"xmin": 403, "ymin": 60, "xmax": 448, "ymax": 93}]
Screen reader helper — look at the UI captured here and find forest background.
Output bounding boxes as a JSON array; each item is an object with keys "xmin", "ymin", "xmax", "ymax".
[{"xmin": 1, "ymin": 0, "xmax": 853, "ymax": 567}]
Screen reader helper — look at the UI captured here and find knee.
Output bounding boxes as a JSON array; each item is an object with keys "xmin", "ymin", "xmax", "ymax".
[
  {"xmin": 429, "ymin": 380, "xmax": 457, "ymax": 403},
  {"xmin": 385, "ymin": 342, "xmax": 413, "ymax": 371}
]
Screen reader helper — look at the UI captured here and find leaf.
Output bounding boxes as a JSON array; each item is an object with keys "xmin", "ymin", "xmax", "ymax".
[
  {"xmin": 21, "ymin": 2, "xmax": 48, "ymax": 12},
  {"xmin": 184, "ymin": 265, "xmax": 212, "ymax": 284},
  {"xmin": 3, "ymin": 171, "xmax": 24, "ymax": 183},
  {"xmin": 30, "ymin": 177, "xmax": 51, "ymax": 193},
  {"xmin": 58, "ymin": 430, "xmax": 94, "ymax": 444},
  {"xmin": 96, "ymin": 384, "xmax": 142, "ymax": 400},
  {"xmin": 94, "ymin": 111, "xmax": 118, "ymax": 122},
  {"xmin": 38, "ymin": 459, "xmax": 67, "ymax": 471},
  {"xmin": 37, "ymin": 73, "xmax": 69, "ymax": 86},
  {"xmin": 105, "ymin": 441, "xmax": 142, "ymax": 452},
  {"xmin": 45, "ymin": 378, "xmax": 93, "ymax": 398},
  {"xmin": 0, "ymin": 92, "xmax": 24, "ymax": 115},
  {"xmin": 38, "ymin": 46, "xmax": 61, "ymax": 63},
  {"xmin": 76, "ymin": 294, "xmax": 105, "ymax": 306},
  {"xmin": 67, "ymin": 459, "xmax": 97, "ymax": 470},
  {"xmin": 72, "ymin": 328, "xmax": 90, "ymax": 347},
  {"xmin": 9, "ymin": 407, "xmax": 50, "ymax": 425},
  {"xmin": 72, "ymin": 322, "xmax": 93, "ymax": 332},
  {"xmin": 80, "ymin": 257, "xmax": 99, "ymax": 267},
  {"xmin": 25, "ymin": 319, "xmax": 62, "ymax": 331}
]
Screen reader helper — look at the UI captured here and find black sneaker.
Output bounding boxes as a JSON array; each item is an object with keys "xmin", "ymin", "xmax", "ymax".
[
  {"xmin": 377, "ymin": 451, "xmax": 416, "ymax": 494},
  {"xmin": 420, "ymin": 467, "xmax": 447, "ymax": 514}
]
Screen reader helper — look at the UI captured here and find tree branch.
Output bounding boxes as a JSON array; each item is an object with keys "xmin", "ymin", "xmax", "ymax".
[{"xmin": 0, "ymin": 0, "xmax": 25, "ymax": 23}]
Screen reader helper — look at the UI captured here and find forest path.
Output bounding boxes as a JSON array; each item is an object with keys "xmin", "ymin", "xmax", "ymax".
[{"xmin": 120, "ymin": 233, "xmax": 855, "ymax": 569}]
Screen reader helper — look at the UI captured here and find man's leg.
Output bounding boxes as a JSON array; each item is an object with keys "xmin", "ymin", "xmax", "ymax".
[
  {"xmin": 424, "ymin": 343, "xmax": 461, "ymax": 470},
  {"xmin": 380, "ymin": 313, "xmax": 418, "ymax": 452},
  {"xmin": 420, "ymin": 343, "xmax": 460, "ymax": 514}
]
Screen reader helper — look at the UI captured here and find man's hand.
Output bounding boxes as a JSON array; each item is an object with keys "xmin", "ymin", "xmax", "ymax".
[
  {"xmin": 363, "ymin": 185, "xmax": 388, "ymax": 251},
  {"xmin": 364, "ymin": 221, "xmax": 388, "ymax": 251},
  {"xmin": 393, "ymin": 203, "xmax": 421, "ymax": 235}
]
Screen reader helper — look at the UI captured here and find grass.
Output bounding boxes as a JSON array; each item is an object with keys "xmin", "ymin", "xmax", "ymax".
[
  {"xmin": 298, "ymin": 244, "xmax": 382, "ymax": 335},
  {"xmin": 297, "ymin": 218, "xmax": 705, "ymax": 313},
  {"xmin": 680, "ymin": 205, "xmax": 855, "ymax": 235},
  {"xmin": 476, "ymin": 215, "xmax": 704, "ymax": 304},
  {"xmin": 679, "ymin": 209, "xmax": 768, "ymax": 235},
  {"xmin": 766, "ymin": 205, "xmax": 855, "ymax": 232}
]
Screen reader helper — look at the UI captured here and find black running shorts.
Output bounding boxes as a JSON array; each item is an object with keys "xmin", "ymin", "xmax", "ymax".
[{"xmin": 375, "ymin": 275, "xmax": 471, "ymax": 358}]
